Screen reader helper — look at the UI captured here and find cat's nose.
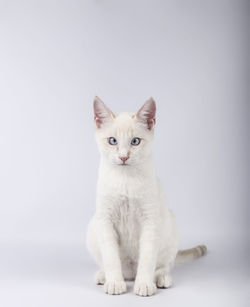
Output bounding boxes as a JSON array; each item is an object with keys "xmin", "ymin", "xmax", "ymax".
[{"xmin": 119, "ymin": 156, "xmax": 129, "ymax": 163}]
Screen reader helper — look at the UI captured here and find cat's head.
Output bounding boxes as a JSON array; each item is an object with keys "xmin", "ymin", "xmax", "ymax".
[{"xmin": 93, "ymin": 97, "xmax": 156, "ymax": 167}]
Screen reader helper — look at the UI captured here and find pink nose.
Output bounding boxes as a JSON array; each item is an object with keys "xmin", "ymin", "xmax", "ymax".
[{"xmin": 120, "ymin": 156, "xmax": 129, "ymax": 162}]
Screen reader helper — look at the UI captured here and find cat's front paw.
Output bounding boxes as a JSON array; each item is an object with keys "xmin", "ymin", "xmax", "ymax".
[
  {"xmin": 134, "ymin": 281, "xmax": 157, "ymax": 296},
  {"xmin": 104, "ymin": 280, "xmax": 127, "ymax": 295}
]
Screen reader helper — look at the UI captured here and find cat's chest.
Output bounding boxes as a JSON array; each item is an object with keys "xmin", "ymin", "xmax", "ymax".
[{"xmin": 112, "ymin": 196, "xmax": 142, "ymax": 238}]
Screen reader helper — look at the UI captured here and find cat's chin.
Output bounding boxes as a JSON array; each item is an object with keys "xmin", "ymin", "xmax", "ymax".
[{"xmin": 114, "ymin": 162, "xmax": 131, "ymax": 167}]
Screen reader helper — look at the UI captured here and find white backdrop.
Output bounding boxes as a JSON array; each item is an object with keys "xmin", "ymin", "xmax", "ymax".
[{"xmin": 0, "ymin": 1, "xmax": 249, "ymax": 306}]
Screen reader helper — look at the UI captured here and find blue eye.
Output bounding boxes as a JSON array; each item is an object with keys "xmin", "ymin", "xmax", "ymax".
[
  {"xmin": 108, "ymin": 137, "xmax": 117, "ymax": 145},
  {"xmin": 131, "ymin": 137, "xmax": 141, "ymax": 146}
]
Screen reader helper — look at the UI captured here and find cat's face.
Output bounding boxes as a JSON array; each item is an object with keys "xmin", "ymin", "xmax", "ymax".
[{"xmin": 93, "ymin": 97, "xmax": 156, "ymax": 167}]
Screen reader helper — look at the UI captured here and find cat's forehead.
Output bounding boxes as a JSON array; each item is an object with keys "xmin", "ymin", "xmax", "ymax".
[
  {"xmin": 113, "ymin": 112, "xmax": 135, "ymax": 131},
  {"xmin": 96, "ymin": 111, "xmax": 153, "ymax": 139},
  {"xmin": 100, "ymin": 112, "xmax": 135, "ymax": 138}
]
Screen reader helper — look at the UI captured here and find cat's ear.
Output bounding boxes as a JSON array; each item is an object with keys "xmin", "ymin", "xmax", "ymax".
[
  {"xmin": 93, "ymin": 96, "xmax": 115, "ymax": 128},
  {"xmin": 136, "ymin": 97, "xmax": 156, "ymax": 130}
]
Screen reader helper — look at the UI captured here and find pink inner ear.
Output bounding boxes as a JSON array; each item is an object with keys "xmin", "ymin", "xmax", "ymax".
[
  {"xmin": 93, "ymin": 97, "xmax": 114, "ymax": 128},
  {"xmin": 94, "ymin": 103, "xmax": 106, "ymax": 128},
  {"xmin": 136, "ymin": 98, "xmax": 156, "ymax": 130},
  {"xmin": 94, "ymin": 116, "xmax": 102, "ymax": 129},
  {"xmin": 147, "ymin": 118, "xmax": 156, "ymax": 130}
]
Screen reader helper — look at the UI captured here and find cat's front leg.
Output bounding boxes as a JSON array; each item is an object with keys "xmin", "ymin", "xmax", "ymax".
[
  {"xmin": 134, "ymin": 221, "xmax": 158, "ymax": 296},
  {"xmin": 96, "ymin": 217, "xmax": 126, "ymax": 295}
]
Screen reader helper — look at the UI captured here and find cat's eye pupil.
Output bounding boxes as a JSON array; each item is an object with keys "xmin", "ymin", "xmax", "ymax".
[
  {"xmin": 108, "ymin": 137, "xmax": 117, "ymax": 145},
  {"xmin": 131, "ymin": 137, "xmax": 141, "ymax": 146}
]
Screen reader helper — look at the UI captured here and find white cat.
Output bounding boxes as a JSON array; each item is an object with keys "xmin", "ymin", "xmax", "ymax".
[{"xmin": 86, "ymin": 97, "xmax": 206, "ymax": 296}]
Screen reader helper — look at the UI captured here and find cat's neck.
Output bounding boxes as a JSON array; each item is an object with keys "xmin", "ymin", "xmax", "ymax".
[{"xmin": 97, "ymin": 155, "xmax": 158, "ymax": 197}]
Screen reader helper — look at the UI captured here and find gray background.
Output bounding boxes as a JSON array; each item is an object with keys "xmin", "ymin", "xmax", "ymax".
[{"xmin": 0, "ymin": 0, "xmax": 249, "ymax": 306}]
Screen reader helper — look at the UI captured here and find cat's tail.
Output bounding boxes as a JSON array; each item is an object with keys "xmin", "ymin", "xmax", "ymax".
[{"xmin": 175, "ymin": 245, "xmax": 207, "ymax": 265}]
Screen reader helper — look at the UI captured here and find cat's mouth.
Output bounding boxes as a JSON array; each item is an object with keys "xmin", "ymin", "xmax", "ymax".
[{"xmin": 119, "ymin": 162, "xmax": 129, "ymax": 166}]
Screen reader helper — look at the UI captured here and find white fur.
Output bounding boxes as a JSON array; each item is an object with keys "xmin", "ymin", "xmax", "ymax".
[{"xmin": 86, "ymin": 98, "xmax": 203, "ymax": 296}]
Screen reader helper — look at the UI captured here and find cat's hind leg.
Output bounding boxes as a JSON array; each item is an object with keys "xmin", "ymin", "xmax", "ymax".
[
  {"xmin": 95, "ymin": 270, "xmax": 105, "ymax": 285},
  {"xmin": 155, "ymin": 266, "xmax": 173, "ymax": 288},
  {"xmin": 154, "ymin": 244, "xmax": 178, "ymax": 289},
  {"xmin": 86, "ymin": 219, "xmax": 106, "ymax": 285}
]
